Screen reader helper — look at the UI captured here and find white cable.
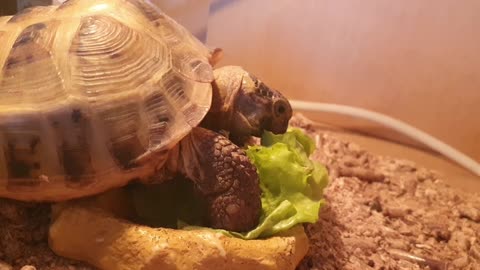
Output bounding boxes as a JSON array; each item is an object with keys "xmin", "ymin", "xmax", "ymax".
[{"xmin": 290, "ymin": 100, "xmax": 480, "ymax": 176}]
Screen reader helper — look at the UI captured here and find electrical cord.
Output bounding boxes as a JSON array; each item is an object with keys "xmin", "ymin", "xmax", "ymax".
[{"xmin": 290, "ymin": 100, "xmax": 480, "ymax": 177}]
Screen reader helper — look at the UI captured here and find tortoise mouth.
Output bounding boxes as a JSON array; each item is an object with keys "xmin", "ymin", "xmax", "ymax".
[
  {"xmin": 263, "ymin": 106, "xmax": 292, "ymax": 135},
  {"xmin": 268, "ymin": 123, "xmax": 289, "ymax": 134},
  {"xmin": 264, "ymin": 119, "xmax": 289, "ymax": 135}
]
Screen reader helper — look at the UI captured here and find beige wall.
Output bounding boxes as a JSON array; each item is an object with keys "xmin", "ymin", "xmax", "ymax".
[{"xmin": 206, "ymin": 0, "xmax": 480, "ymax": 162}]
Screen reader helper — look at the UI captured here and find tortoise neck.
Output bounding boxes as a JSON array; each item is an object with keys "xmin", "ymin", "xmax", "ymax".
[{"xmin": 200, "ymin": 79, "xmax": 237, "ymax": 133}]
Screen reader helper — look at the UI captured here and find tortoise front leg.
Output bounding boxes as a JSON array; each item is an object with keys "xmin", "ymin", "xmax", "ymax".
[{"xmin": 177, "ymin": 127, "xmax": 261, "ymax": 232}]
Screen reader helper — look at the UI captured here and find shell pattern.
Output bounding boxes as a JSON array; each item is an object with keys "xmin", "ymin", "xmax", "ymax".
[{"xmin": 0, "ymin": 0, "xmax": 214, "ymax": 201}]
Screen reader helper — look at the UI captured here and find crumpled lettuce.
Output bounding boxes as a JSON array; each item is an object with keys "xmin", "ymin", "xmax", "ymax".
[
  {"xmin": 235, "ymin": 128, "xmax": 328, "ymax": 239},
  {"xmin": 132, "ymin": 128, "xmax": 328, "ymax": 239}
]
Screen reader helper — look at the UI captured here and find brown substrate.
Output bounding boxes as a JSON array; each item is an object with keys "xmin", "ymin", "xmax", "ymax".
[
  {"xmin": 0, "ymin": 200, "xmax": 93, "ymax": 270},
  {"xmin": 292, "ymin": 115, "xmax": 480, "ymax": 270},
  {"xmin": 0, "ymin": 115, "xmax": 479, "ymax": 270}
]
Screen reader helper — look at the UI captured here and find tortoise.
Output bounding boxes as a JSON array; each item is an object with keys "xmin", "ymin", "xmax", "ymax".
[{"xmin": 0, "ymin": 0, "xmax": 292, "ymax": 232}]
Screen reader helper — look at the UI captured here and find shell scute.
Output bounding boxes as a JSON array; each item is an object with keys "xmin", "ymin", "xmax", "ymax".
[
  {"xmin": 70, "ymin": 15, "xmax": 170, "ymax": 98},
  {"xmin": 97, "ymin": 99, "xmax": 146, "ymax": 169},
  {"xmin": 137, "ymin": 69, "xmax": 212, "ymax": 154},
  {"xmin": 171, "ymin": 45, "xmax": 213, "ymax": 83},
  {"xmin": 0, "ymin": 20, "xmax": 65, "ymax": 106}
]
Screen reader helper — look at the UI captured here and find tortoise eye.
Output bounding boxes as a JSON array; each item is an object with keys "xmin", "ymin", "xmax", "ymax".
[{"xmin": 273, "ymin": 99, "xmax": 289, "ymax": 117}]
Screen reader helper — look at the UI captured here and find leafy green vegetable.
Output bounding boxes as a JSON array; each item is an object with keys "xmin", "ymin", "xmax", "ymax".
[
  {"xmin": 132, "ymin": 128, "xmax": 328, "ymax": 239},
  {"xmin": 236, "ymin": 128, "xmax": 328, "ymax": 239}
]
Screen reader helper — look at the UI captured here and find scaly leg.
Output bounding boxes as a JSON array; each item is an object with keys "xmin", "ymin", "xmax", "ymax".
[{"xmin": 176, "ymin": 127, "xmax": 261, "ymax": 232}]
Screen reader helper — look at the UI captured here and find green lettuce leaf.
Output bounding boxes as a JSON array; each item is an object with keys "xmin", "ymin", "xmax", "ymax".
[
  {"xmin": 132, "ymin": 128, "xmax": 328, "ymax": 239},
  {"xmin": 184, "ymin": 128, "xmax": 329, "ymax": 239},
  {"xmin": 237, "ymin": 128, "xmax": 328, "ymax": 239}
]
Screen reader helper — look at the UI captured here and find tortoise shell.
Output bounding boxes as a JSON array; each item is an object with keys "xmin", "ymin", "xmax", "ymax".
[{"xmin": 0, "ymin": 0, "xmax": 215, "ymax": 201}]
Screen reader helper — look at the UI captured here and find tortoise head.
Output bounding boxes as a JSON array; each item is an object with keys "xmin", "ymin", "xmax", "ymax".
[{"xmin": 212, "ymin": 66, "xmax": 293, "ymax": 138}]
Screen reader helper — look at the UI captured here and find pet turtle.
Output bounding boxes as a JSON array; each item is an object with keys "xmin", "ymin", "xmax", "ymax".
[{"xmin": 0, "ymin": 0, "xmax": 292, "ymax": 232}]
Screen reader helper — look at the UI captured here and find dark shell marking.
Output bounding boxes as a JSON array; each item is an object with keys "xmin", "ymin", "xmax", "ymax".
[
  {"xmin": 12, "ymin": 23, "xmax": 47, "ymax": 48},
  {"xmin": 0, "ymin": 20, "xmax": 65, "ymax": 106},
  {"xmin": 143, "ymin": 90, "xmax": 173, "ymax": 147},
  {"xmin": 3, "ymin": 124, "xmax": 42, "ymax": 179},
  {"xmin": 98, "ymin": 101, "xmax": 146, "ymax": 169},
  {"xmin": 48, "ymin": 108, "xmax": 95, "ymax": 186}
]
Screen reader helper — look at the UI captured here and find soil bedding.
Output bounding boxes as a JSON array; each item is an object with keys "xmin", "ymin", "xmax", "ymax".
[
  {"xmin": 1, "ymin": 115, "xmax": 479, "ymax": 270},
  {"xmin": 293, "ymin": 115, "xmax": 480, "ymax": 270}
]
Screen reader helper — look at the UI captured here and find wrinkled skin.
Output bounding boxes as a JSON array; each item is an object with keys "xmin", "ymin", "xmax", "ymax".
[
  {"xmin": 172, "ymin": 66, "xmax": 292, "ymax": 232},
  {"xmin": 203, "ymin": 66, "xmax": 293, "ymax": 141}
]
